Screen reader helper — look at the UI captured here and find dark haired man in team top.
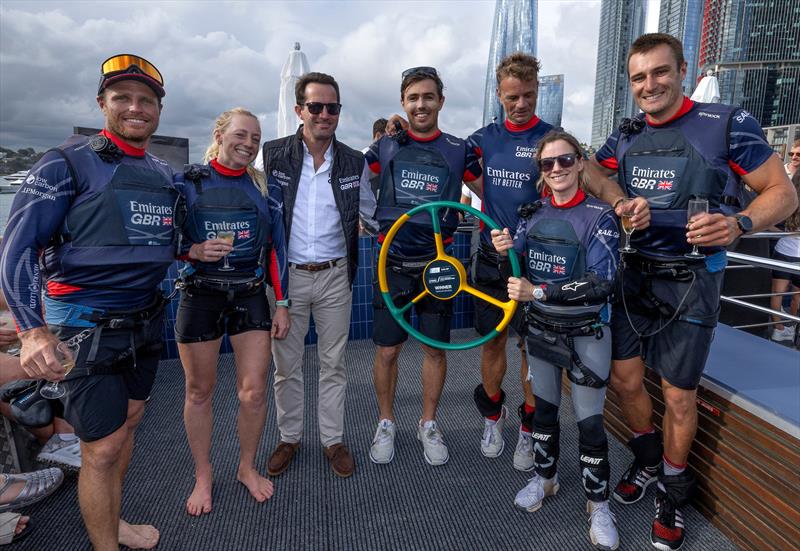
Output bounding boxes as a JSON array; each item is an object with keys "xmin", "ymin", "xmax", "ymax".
[
  {"xmin": 585, "ymin": 34, "xmax": 796, "ymax": 550},
  {"xmin": 0, "ymin": 55, "xmax": 177, "ymax": 550},
  {"xmin": 466, "ymin": 52, "xmax": 552, "ymax": 470},
  {"xmin": 367, "ymin": 67, "xmax": 482, "ymax": 466}
]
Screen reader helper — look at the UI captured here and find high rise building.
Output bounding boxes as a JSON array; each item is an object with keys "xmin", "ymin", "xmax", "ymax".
[
  {"xmin": 590, "ymin": 0, "xmax": 648, "ymax": 148},
  {"xmin": 699, "ymin": 0, "xmax": 800, "ymax": 127},
  {"xmin": 658, "ymin": 0, "xmax": 705, "ymax": 95},
  {"xmin": 482, "ymin": 0, "xmax": 538, "ymax": 126},
  {"xmin": 536, "ymin": 74, "xmax": 564, "ymax": 127}
]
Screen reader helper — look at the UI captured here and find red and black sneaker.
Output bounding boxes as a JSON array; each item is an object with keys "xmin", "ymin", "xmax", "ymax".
[
  {"xmin": 650, "ymin": 491, "xmax": 685, "ymax": 550},
  {"xmin": 613, "ymin": 459, "xmax": 659, "ymax": 504}
]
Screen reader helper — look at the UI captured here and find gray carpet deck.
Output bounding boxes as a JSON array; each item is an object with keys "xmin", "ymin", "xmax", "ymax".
[{"xmin": 11, "ymin": 330, "xmax": 738, "ymax": 550}]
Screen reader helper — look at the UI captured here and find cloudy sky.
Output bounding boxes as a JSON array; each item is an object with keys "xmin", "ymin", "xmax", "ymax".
[{"xmin": 0, "ymin": 0, "xmax": 659, "ymax": 161}]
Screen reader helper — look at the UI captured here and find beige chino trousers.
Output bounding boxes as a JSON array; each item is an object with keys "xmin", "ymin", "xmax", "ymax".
[{"xmin": 271, "ymin": 261, "xmax": 352, "ymax": 447}]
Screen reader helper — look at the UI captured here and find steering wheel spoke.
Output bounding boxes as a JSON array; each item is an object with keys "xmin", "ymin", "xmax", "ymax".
[{"xmin": 377, "ymin": 200, "xmax": 521, "ymax": 350}]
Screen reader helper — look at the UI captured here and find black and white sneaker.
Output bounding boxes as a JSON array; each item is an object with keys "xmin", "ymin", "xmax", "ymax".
[
  {"xmin": 650, "ymin": 492, "xmax": 685, "ymax": 550},
  {"xmin": 613, "ymin": 460, "xmax": 659, "ymax": 504}
]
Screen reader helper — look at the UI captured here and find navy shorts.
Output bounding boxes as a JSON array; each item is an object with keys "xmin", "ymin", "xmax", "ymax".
[
  {"xmin": 471, "ymin": 250, "xmax": 526, "ymax": 337},
  {"xmin": 51, "ymin": 313, "xmax": 164, "ymax": 442},
  {"xmin": 611, "ymin": 264, "xmax": 723, "ymax": 390},
  {"xmin": 175, "ymin": 283, "xmax": 271, "ymax": 343},
  {"xmin": 771, "ymin": 250, "xmax": 800, "ymax": 287},
  {"xmin": 373, "ymin": 260, "xmax": 452, "ymax": 347}
]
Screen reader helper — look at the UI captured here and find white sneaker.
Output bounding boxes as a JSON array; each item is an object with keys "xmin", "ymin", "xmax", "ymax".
[
  {"xmin": 588, "ymin": 500, "xmax": 619, "ymax": 550},
  {"xmin": 514, "ymin": 473, "xmax": 559, "ymax": 512},
  {"xmin": 37, "ymin": 434, "xmax": 81, "ymax": 469},
  {"xmin": 480, "ymin": 405, "xmax": 507, "ymax": 458},
  {"xmin": 513, "ymin": 429, "xmax": 535, "ymax": 471},
  {"xmin": 417, "ymin": 419, "xmax": 449, "ymax": 466},
  {"xmin": 369, "ymin": 419, "xmax": 396, "ymax": 464},
  {"xmin": 771, "ymin": 325, "xmax": 795, "ymax": 342}
]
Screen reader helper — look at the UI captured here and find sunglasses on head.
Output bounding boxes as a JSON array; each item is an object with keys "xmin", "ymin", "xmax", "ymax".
[
  {"xmin": 303, "ymin": 102, "xmax": 341, "ymax": 115},
  {"xmin": 539, "ymin": 153, "xmax": 577, "ymax": 172},
  {"xmin": 402, "ymin": 66, "xmax": 439, "ymax": 79},
  {"xmin": 101, "ymin": 54, "xmax": 163, "ymax": 85}
]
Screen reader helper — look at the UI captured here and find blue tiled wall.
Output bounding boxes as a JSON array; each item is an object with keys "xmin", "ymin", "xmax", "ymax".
[{"xmin": 159, "ymin": 233, "xmax": 476, "ymax": 360}]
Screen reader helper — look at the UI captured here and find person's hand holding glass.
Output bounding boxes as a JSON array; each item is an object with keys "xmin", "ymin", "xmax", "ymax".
[
  {"xmin": 39, "ymin": 340, "xmax": 80, "ymax": 399},
  {"xmin": 685, "ymin": 198, "xmax": 709, "ymax": 259}
]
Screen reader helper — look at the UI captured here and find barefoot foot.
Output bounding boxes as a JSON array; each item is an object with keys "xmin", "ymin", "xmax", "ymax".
[
  {"xmin": 236, "ymin": 466, "xmax": 274, "ymax": 502},
  {"xmin": 118, "ymin": 519, "xmax": 159, "ymax": 550},
  {"xmin": 185, "ymin": 473, "xmax": 213, "ymax": 516}
]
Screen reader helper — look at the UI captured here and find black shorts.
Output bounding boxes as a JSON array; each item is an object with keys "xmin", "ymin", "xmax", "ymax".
[
  {"xmin": 51, "ymin": 313, "xmax": 164, "ymax": 442},
  {"xmin": 373, "ymin": 261, "xmax": 452, "ymax": 347},
  {"xmin": 175, "ymin": 283, "xmax": 271, "ymax": 343},
  {"xmin": 611, "ymin": 264, "xmax": 723, "ymax": 390},
  {"xmin": 771, "ymin": 250, "xmax": 800, "ymax": 287},
  {"xmin": 471, "ymin": 251, "xmax": 526, "ymax": 338}
]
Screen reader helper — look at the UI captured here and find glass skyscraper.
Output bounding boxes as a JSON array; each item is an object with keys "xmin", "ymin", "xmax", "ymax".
[
  {"xmin": 658, "ymin": 0, "xmax": 705, "ymax": 95},
  {"xmin": 699, "ymin": 0, "xmax": 800, "ymax": 127},
  {"xmin": 590, "ymin": 0, "xmax": 648, "ymax": 148},
  {"xmin": 482, "ymin": 0, "xmax": 538, "ymax": 127},
  {"xmin": 536, "ymin": 74, "xmax": 564, "ymax": 127}
]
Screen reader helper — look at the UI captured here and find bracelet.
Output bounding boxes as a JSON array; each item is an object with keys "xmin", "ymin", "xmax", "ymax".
[{"xmin": 612, "ymin": 197, "xmax": 625, "ymax": 209}]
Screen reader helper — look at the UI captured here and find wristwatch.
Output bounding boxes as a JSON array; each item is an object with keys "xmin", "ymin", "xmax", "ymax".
[
  {"xmin": 733, "ymin": 214, "xmax": 753, "ymax": 235},
  {"xmin": 276, "ymin": 299, "xmax": 291, "ymax": 308},
  {"xmin": 532, "ymin": 286, "xmax": 545, "ymax": 301}
]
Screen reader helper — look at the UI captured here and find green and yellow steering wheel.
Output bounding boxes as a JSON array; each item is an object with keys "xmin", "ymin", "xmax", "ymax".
[{"xmin": 377, "ymin": 200, "xmax": 521, "ymax": 351}]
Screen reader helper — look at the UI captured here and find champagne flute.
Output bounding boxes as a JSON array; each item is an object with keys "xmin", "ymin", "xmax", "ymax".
[
  {"xmin": 40, "ymin": 341, "xmax": 80, "ymax": 399},
  {"xmin": 685, "ymin": 198, "xmax": 709, "ymax": 259},
  {"xmin": 217, "ymin": 231, "xmax": 236, "ymax": 271},
  {"xmin": 619, "ymin": 198, "xmax": 637, "ymax": 254}
]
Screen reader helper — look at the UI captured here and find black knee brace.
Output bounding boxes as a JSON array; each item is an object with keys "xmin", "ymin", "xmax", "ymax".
[
  {"xmin": 579, "ymin": 441, "xmax": 610, "ymax": 502},
  {"xmin": 659, "ymin": 468, "xmax": 696, "ymax": 508},
  {"xmin": 517, "ymin": 403, "xmax": 534, "ymax": 432},
  {"xmin": 628, "ymin": 431, "xmax": 663, "ymax": 469},
  {"xmin": 473, "ymin": 384, "xmax": 505, "ymax": 418},
  {"xmin": 577, "ymin": 415, "xmax": 607, "ymax": 449},
  {"xmin": 531, "ymin": 421, "xmax": 560, "ymax": 479}
]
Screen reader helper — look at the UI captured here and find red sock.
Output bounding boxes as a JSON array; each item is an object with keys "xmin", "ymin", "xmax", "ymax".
[
  {"xmin": 486, "ymin": 391, "xmax": 503, "ymax": 421},
  {"xmin": 520, "ymin": 403, "xmax": 535, "ymax": 433}
]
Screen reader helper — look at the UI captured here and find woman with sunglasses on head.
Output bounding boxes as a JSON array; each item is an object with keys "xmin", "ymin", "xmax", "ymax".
[
  {"xmin": 492, "ymin": 129, "xmax": 621, "ymax": 550},
  {"xmin": 175, "ymin": 107, "xmax": 290, "ymax": 516}
]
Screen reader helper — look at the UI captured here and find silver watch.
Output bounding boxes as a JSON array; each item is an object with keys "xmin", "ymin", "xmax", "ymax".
[{"xmin": 532, "ymin": 287, "xmax": 545, "ymax": 301}]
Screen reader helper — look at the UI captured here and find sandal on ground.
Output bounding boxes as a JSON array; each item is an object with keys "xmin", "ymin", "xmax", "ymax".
[
  {"xmin": 0, "ymin": 468, "xmax": 64, "ymax": 513},
  {"xmin": 0, "ymin": 513, "xmax": 34, "ymax": 545}
]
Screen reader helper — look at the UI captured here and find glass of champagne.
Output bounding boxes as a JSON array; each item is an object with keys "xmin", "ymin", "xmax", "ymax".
[
  {"xmin": 217, "ymin": 231, "xmax": 236, "ymax": 271},
  {"xmin": 40, "ymin": 341, "xmax": 80, "ymax": 399},
  {"xmin": 685, "ymin": 198, "xmax": 709, "ymax": 259},
  {"xmin": 619, "ymin": 198, "xmax": 637, "ymax": 254}
]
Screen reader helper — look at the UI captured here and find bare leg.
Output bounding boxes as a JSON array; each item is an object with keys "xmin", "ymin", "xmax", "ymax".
[
  {"xmin": 480, "ymin": 329, "xmax": 508, "ymax": 397},
  {"xmin": 770, "ymin": 278, "xmax": 789, "ymax": 329},
  {"xmin": 661, "ymin": 381, "xmax": 698, "ymax": 465},
  {"xmin": 373, "ymin": 344, "xmax": 402, "ymax": 421},
  {"xmin": 0, "ymin": 353, "xmax": 27, "ymax": 387},
  {"xmin": 179, "ymin": 339, "xmax": 221, "ymax": 516},
  {"xmin": 230, "ymin": 330, "xmax": 274, "ymax": 503},
  {"xmin": 610, "ymin": 357, "xmax": 653, "ymax": 433},
  {"xmin": 420, "ymin": 344, "xmax": 446, "ymax": 422}
]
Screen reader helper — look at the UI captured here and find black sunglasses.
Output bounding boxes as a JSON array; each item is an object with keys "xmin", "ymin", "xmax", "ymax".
[
  {"xmin": 402, "ymin": 66, "xmax": 439, "ymax": 79},
  {"xmin": 539, "ymin": 153, "xmax": 577, "ymax": 172},
  {"xmin": 303, "ymin": 102, "xmax": 341, "ymax": 115}
]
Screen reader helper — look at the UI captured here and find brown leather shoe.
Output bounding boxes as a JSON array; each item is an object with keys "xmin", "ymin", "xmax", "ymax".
[
  {"xmin": 267, "ymin": 441, "xmax": 300, "ymax": 476},
  {"xmin": 323, "ymin": 443, "xmax": 355, "ymax": 478}
]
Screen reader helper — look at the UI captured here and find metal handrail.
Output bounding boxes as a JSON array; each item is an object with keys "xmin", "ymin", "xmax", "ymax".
[{"xmin": 726, "ymin": 252, "xmax": 800, "ymax": 273}]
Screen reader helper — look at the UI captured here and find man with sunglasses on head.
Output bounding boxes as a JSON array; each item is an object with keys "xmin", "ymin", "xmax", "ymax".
[
  {"xmin": 0, "ymin": 54, "xmax": 176, "ymax": 550},
  {"xmin": 367, "ymin": 67, "xmax": 482, "ymax": 466},
  {"xmin": 584, "ymin": 33, "xmax": 796, "ymax": 550},
  {"xmin": 264, "ymin": 72, "xmax": 376, "ymax": 479}
]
